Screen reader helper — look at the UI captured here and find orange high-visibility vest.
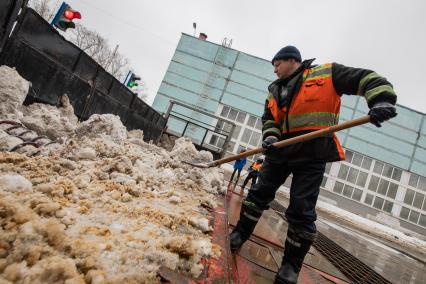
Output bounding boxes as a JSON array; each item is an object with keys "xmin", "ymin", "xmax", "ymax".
[
  {"xmin": 252, "ymin": 162, "xmax": 262, "ymax": 171},
  {"xmin": 267, "ymin": 63, "xmax": 345, "ymax": 160}
]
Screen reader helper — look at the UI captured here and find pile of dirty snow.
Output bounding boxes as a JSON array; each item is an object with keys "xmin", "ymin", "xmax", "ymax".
[
  {"xmin": 0, "ymin": 66, "xmax": 226, "ymax": 283},
  {"xmin": 0, "ymin": 66, "xmax": 29, "ymax": 120},
  {"xmin": 20, "ymin": 95, "xmax": 78, "ymax": 140}
]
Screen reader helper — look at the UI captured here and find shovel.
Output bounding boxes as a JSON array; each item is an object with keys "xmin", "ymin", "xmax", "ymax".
[{"xmin": 184, "ymin": 115, "xmax": 371, "ymax": 168}]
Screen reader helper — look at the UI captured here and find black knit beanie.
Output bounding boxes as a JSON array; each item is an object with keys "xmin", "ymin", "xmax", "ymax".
[{"xmin": 271, "ymin": 46, "xmax": 302, "ymax": 64}]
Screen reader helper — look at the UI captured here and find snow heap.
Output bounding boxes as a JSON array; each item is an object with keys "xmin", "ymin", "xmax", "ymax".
[
  {"xmin": 0, "ymin": 66, "xmax": 225, "ymax": 283},
  {"xmin": 20, "ymin": 95, "xmax": 78, "ymax": 140},
  {"xmin": 0, "ymin": 66, "xmax": 29, "ymax": 120},
  {"xmin": 75, "ymin": 113, "xmax": 128, "ymax": 143}
]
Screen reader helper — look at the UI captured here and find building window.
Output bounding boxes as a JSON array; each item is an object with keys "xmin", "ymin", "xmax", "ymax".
[
  {"xmin": 361, "ymin": 157, "xmax": 372, "ymax": 170},
  {"xmin": 338, "ymin": 164, "xmax": 350, "ymax": 180},
  {"xmin": 373, "ymin": 197, "xmax": 385, "ymax": 210},
  {"xmin": 255, "ymin": 118, "xmax": 262, "ymax": 130},
  {"xmin": 419, "ymin": 214, "xmax": 426, "ymax": 227},
  {"xmin": 247, "ymin": 115, "xmax": 257, "ymax": 127},
  {"xmin": 391, "ymin": 168, "xmax": 402, "ymax": 181},
  {"xmin": 377, "ymin": 179, "xmax": 389, "ymax": 195},
  {"xmin": 413, "ymin": 192, "xmax": 425, "ymax": 209},
  {"xmin": 409, "ymin": 210, "xmax": 420, "ymax": 223},
  {"xmin": 404, "ymin": 189, "xmax": 415, "ymax": 205},
  {"xmin": 382, "ymin": 164, "xmax": 393, "ymax": 178},
  {"xmin": 345, "ymin": 150, "xmax": 353, "ymax": 162},
  {"xmin": 347, "ymin": 168, "xmax": 359, "ymax": 184},
  {"xmin": 352, "ymin": 153, "xmax": 363, "ymax": 167},
  {"xmin": 241, "ymin": 129, "xmax": 252, "ymax": 144},
  {"xmin": 364, "ymin": 194, "xmax": 374, "ymax": 206},
  {"xmin": 333, "ymin": 181, "xmax": 344, "ymax": 194},
  {"xmin": 387, "ymin": 183, "xmax": 398, "ymax": 199},
  {"xmin": 250, "ymin": 132, "xmax": 261, "ymax": 146},
  {"xmin": 372, "ymin": 161, "xmax": 402, "ymax": 182},
  {"xmin": 400, "ymin": 207, "xmax": 410, "ymax": 219},
  {"xmin": 343, "ymin": 185, "xmax": 353, "ymax": 198},
  {"xmin": 232, "ymin": 125, "xmax": 241, "ymax": 140},
  {"xmin": 236, "ymin": 112, "xmax": 246, "ymax": 124},
  {"xmin": 352, "ymin": 188, "xmax": 363, "ymax": 201},
  {"xmin": 368, "ymin": 176, "xmax": 380, "ymax": 192},
  {"xmin": 228, "ymin": 109, "xmax": 238, "ymax": 120},
  {"xmin": 356, "ymin": 172, "xmax": 368, "ymax": 187},
  {"xmin": 409, "ymin": 173, "xmax": 426, "ymax": 191},
  {"xmin": 227, "ymin": 141, "xmax": 235, "ymax": 153},
  {"xmin": 221, "ymin": 105, "xmax": 230, "ymax": 117},
  {"xmin": 373, "ymin": 161, "xmax": 384, "ymax": 175},
  {"xmin": 208, "ymin": 134, "xmax": 225, "ymax": 150},
  {"xmin": 383, "ymin": 200, "xmax": 393, "ymax": 213},
  {"xmin": 419, "ymin": 176, "xmax": 426, "ymax": 191}
]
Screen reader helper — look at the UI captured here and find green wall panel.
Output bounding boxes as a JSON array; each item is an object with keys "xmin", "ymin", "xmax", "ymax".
[
  {"xmin": 163, "ymin": 72, "xmax": 222, "ymax": 101},
  {"xmin": 225, "ymin": 81, "xmax": 265, "ymax": 105},
  {"xmin": 230, "ymin": 70, "xmax": 271, "ymax": 92},
  {"xmin": 221, "ymin": 92, "xmax": 263, "ymax": 117},
  {"xmin": 234, "ymin": 53, "xmax": 275, "ymax": 81}
]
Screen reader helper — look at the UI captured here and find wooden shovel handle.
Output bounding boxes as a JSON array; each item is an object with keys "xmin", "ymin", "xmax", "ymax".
[{"xmin": 210, "ymin": 115, "xmax": 371, "ymax": 167}]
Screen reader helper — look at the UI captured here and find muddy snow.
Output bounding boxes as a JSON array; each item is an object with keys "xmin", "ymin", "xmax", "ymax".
[{"xmin": 0, "ymin": 66, "xmax": 226, "ymax": 283}]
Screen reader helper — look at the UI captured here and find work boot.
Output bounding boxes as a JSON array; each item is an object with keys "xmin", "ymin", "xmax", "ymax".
[
  {"xmin": 229, "ymin": 200, "xmax": 263, "ymax": 252},
  {"xmin": 274, "ymin": 227, "xmax": 316, "ymax": 284}
]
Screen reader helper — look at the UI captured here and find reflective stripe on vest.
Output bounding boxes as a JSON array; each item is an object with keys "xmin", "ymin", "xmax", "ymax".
[
  {"xmin": 285, "ymin": 63, "xmax": 340, "ymax": 133},
  {"xmin": 266, "ymin": 63, "xmax": 345, "ymax": 160}
]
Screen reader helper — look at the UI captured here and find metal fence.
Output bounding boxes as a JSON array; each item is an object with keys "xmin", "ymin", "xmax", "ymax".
[{"xmin": 0, "ymin": 1, "xmax": 166, "ymax": 142}]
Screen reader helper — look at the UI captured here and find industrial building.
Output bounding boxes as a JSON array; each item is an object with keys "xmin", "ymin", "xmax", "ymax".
[{"xmin": 152, "ymin": 33, "xmax": 426, "ymax": 234}]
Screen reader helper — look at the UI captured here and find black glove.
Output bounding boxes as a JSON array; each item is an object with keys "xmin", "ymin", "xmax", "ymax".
[
  {"xmin": 262, "ymin": 136, "xmax": 279, "ymax": 154},
  {"xmin": 368, "ymin": 102, "xmax": 397, "ymax": 127}
]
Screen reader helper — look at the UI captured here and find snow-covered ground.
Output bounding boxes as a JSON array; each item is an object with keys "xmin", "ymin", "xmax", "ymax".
[
  {"xmin": 276, "ymin": 188, "xmax": 426, "ymax": 257},
  {"xmin": 0, "ymin": 66, "xmax": 226, "ymax": 283}
]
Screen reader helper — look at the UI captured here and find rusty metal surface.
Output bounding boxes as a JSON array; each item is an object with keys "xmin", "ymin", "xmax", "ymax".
[
  {"xmin": 195, "ymin": 195, "xmax": 232, "ymax": 283},
  {"xmin": 269, "ymin": 200, "xmax": 393, "ymax": 284}
]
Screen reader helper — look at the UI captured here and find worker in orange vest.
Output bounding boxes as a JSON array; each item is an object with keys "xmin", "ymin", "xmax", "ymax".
[
  {"xmin": 229, "ymin": 45, "xmax": 397, "ymax": 284},
  {"xmin": 240, "ymin": 157, "xmax": 263, "ymax": 192}
]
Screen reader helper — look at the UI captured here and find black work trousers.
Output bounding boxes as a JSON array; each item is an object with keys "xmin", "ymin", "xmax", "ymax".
[
  {"xmin": 242, "ymin": 171, "xmax": 258, "ymax": 189},
  {"xmin": 230, "ymin": 168, "xmax": 242, "ymax": 183},
  {"xmin": 246, "ymin": 158, "xmax": 326, "ymax": 233}
]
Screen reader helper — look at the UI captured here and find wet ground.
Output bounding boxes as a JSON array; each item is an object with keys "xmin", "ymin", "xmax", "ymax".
[{"xmin": 226, "ymin": 173, "xmax": 425, "ymax": 283}]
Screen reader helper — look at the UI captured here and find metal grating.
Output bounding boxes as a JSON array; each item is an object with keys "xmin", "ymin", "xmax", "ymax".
[{"xmin": 269, "ymin": 200, "xmax": 392, "ymax": 284}]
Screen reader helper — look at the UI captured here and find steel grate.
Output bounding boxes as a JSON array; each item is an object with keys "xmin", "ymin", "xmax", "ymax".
[{"xmin": 269, "ymin": 200, "xmax": 392, "ymax": 284}]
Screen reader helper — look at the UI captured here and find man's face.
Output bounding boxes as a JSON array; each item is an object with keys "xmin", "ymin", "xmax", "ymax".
[{"xmin": 273, "ymin": 59, "xmax": 295, "ymax": 79}]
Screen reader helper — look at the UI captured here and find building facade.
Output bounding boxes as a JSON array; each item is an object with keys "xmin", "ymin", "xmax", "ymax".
[{"xmin": 153, "ymin": 33, "xmax": 426, "ymax": 234}]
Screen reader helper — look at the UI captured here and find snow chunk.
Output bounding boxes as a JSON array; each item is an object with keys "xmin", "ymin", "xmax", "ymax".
[
  {"xmin": 0, "ymin": 135, "xmax": 23, "ymax": 151},
  {"xmin": 0, "ymin": 174, "xmax": 32, "ymax": 192},
  {"xmin": 21, "ymin": 95, "xmax": 78, "ymax": 140},
  {"xmin": 0, "ymin": 66, "xmax": 29, "ymax": 120},
  {"xmin": 75, "ymin": 114, "xmax": 127, "ymax": 142},
  {"xmin": 74, "ymin": 147, "xmax": 97, "ymax": 160},
  {"xmin": 169, "ymin": 137, "xmax": 212, "ymax": 162}
]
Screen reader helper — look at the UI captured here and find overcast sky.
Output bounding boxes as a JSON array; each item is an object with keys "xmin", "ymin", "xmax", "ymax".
[{"xmin": 65, "ymin": 0, "xmax": 426, "ymax": 113}]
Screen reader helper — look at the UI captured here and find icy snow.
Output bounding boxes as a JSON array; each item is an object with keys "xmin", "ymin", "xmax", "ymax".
[
  {"xmin": 20, "ymin": 95, "xmax": 78, "ymax": 140},
  {"xmin": 315, "ymin": 199, "xmax": 426, "ymax": 256},
  {"xmin": 75, "ymin": 114, "xmax": 127, "ymax": 142},
  {"xmin": 0, "ymin": 65, "xmax": 225, "ymax": 283},
  {"xmin": 0, "ymin": 174, "xmax": 33, "ymax": 192},
  {"xmin": 0, "ymin": 66, "xmax": 28, "ymax": 120}
]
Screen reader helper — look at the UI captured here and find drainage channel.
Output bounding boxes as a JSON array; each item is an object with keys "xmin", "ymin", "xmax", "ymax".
[{"xmin": 269, "ymin": 200, "xmax": 392, "ymax": 284}]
